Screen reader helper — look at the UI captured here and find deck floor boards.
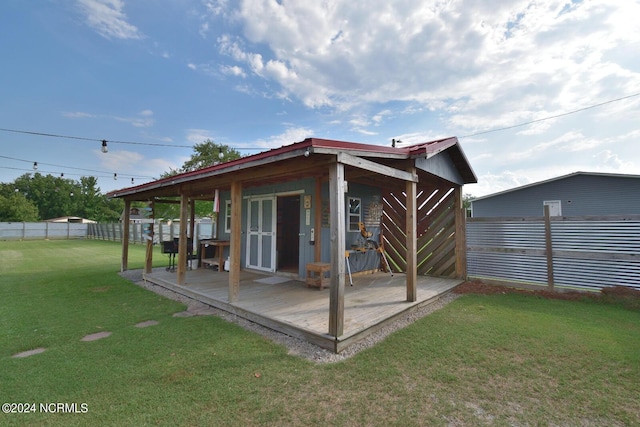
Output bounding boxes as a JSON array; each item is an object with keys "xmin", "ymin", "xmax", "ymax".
[{"xmin": 143, "ymin": 267, "xmax": 462, "ymax": 352}]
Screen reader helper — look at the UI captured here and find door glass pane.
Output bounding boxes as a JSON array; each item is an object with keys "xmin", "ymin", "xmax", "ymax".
[
  {"xmin": 249, "ymin": 235, "xmax": 258, "ymax": 265},
  {"xmin": 262, "ymin": 199, "xmax": 273, "ymax": 232},
  {"xmin": 261, "ymin": 235, "xmax": 272, "ymax": 268},
  {"xmin": 250, "ymin": 200, "xmax": 259, "ymax": 231}
]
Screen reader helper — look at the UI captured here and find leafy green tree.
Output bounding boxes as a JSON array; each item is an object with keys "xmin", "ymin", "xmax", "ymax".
[
  {"xmin": 12, "ymin": 173, "xmax": 79, "ymax": 220},
  {"xmin": 158, "ymin": 139, "xmax": 242, "ymax": 219},
  {"xmin": 161, "ymin": 139, "xmax": 241, "ymax": 177},
  {"xmin": 8, "ymin": 173, "xmax": 122, "ymax": 222},
  {"xmin": 0, "ymin": 192, "xmax": 39, "ymax": 221}
]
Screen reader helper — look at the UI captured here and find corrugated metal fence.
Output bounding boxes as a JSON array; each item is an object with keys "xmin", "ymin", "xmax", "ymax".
[{"xmin": 467, "ymin": 214, "xmax": 640, "ymax": 291}]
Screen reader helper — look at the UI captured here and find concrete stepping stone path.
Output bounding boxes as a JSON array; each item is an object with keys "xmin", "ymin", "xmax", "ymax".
[
  {"xmin": 80, "ymin": 331, "xmax": 112, "ymax": 342},
  {"xmin": 135, "ymin": 320, "xmax": 159, "ymax": 328},
  {"xmin": 13, "ymin": 319, "xmax": 164, "ymax": 358},
  {"xmin": 12, "ymin": 347, "xmax": 46, "ymax": 358}
]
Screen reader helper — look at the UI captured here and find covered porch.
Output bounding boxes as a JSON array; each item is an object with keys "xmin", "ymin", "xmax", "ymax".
[{"xmin": 143, "ymin": 268, "xmax": 462, "ymax": 353}]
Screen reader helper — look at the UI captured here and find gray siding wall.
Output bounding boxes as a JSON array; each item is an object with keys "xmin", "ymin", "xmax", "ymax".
[{"xmin": 472, "ymin": 175, "xmax": 640, "ymax": 217}]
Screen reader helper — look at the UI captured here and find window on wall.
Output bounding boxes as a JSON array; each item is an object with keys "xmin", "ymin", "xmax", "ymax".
[
  {"xmin": 348, "ymin": 197, "xmax": 361, "ymax": 232},
  {"xmin": 224, "ymin": 200, "xmax": 231, "ymax": 233}
]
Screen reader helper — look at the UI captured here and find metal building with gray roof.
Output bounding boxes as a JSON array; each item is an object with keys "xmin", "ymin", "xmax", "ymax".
[{"xmin": 471, "ymin": 172, "xmax": 640, "ymax": 217}]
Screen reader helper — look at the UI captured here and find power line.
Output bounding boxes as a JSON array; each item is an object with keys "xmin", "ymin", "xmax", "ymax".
[
  {"xmin": 0, "ymin": 155, "xmax": 155, "ymax": 179},
  {"xmin": 0, "ymin": 128, "xmax": 193, "ymax": 148},
  {"xmin": 0, "ymin": 165, "xmax": 149, "ymax": 182},
  {"xmin": 0, "ymin": 127, "xmax": 265, "ymax": 150},
  {"xmin": 459, "ymin": 92, "xmax": 640, "ymax": 138}
]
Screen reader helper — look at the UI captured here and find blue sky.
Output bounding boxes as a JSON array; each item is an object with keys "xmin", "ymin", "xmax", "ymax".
[{"xmin": 1, "ymin": 0, "xmax": 639, "ymax": 196}]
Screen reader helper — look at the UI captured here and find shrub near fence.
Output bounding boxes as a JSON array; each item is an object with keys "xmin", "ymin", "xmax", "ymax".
[
  {"xmin": 0, "ymin": 222, "xmax": 87, "ymax": 240},
  {"xmin": 467, "ymin": 213, "xmax": 640, "ymax": 292}
]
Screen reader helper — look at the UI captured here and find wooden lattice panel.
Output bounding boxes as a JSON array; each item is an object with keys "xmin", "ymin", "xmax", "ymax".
[{"xmin": 381, "ymin": 185, "xmax": 458, "ymax": 278}]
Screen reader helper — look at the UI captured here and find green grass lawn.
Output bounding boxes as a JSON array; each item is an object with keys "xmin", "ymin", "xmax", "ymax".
[{"xmin": 1, "ymin": 239, "xmax": 639, "ymax": 426}]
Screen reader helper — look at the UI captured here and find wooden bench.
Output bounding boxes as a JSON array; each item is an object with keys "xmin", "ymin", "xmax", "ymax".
[{"xmin": 306, "ymin": 262, "xmax": 331, "ymax": 290}]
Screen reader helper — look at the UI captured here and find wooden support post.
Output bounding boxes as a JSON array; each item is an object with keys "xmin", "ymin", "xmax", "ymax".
[
  {"xmin": 544, "ymin": 204, "xmax": 555, "ymax": 292},
  {"xmin": 144, "ymin": 201, "xmax": 154, "ymax": 274},
  {"xmin": 177, "ymin": 193, "xmax": 189, "ymax": 285},
  {"xmin": 229, "ymin": 180, "xmax": 242, "ymax": 303},
  {"xmin": 406, "ymin": 171, "xmax": 417, "ymax": 302},
  {"xmin": 328, "ymin": 162, "xmax": 346, "ymax": 338},
  {"xmin": 144, "ymin": 238, "xmax": 153, "ymax": 274},
  {"xmin": 314, "ymin": 177, "xmax": 322, "ymax": 262},
  {"xmin": 121, "ymin": 200, "xmax": 130, "ymax": 272},
  {"xmin": 189, "ymin": 198, "xmax": 196, "ymax": 269},
  {"xmin": 454, "ymin": 186, "xmax": 468, "ymax": 279},
  {"xmin": 189, "ymin": 198, "xmax": 196, "ymax": 238}
]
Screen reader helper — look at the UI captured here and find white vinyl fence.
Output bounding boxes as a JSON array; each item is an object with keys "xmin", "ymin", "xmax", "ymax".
[
  {"xmin": 0, "ymin": 222, "xmax": 88, "ymax": 240},
  {"xmin": 87, "ymin": 222, "xmax": 214, "ymax": 244},
  {"xmin": 467, "ymin": 213, "xmax": 640, "ymax": 292},
  {"xmin": 0, "ymin": 221, "xmax": 214, "ymax": 244}
]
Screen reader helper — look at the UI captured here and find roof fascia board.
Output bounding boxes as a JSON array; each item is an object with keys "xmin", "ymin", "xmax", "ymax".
[
  {"xmin": 336, "ymin": 151, "xmax": 417, "ymax": 182},
  {"xmin": 310, "ymin": 146, "xmax": 407, "ymax": 160},
  {"xmin": 110, "ymin": 147, "xmax": 309, "ymax": 198}
]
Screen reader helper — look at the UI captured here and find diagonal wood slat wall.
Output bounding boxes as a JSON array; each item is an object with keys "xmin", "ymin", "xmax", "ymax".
[{"xmin": 382, "ymin": 184, "xmax": 458, "ymax": 278}]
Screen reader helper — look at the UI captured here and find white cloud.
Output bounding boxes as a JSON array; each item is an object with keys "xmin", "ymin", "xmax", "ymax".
[
  {"xmin": 114, "ymin": 110, "xmax": 155, "ymax": 128},
  {"xmin": 220, "ymin": 65, "xmax": 246, "ymax": 78},
  {"xmin": 595, "ymin": 149, "xmax": 634, "ymax": 171},
  {"xmin": 211, "ymin": 0, "xmax": 640, "ymax": 132},
  {"xmin": 98, "ymin": 149, "xmax": 180, "ymax": 179},
  {"xmin": 185, "ymin": 129, "xmax": 216, "ymax": 144},
  {"xmin": 245, "ymin": 126, "xmax": 313, "ymax": 150},
  {"xmin": 76, "ymin": 0, "xmax": 142, "ymax": 40},
  {"xmin": 62, "ymin": 111, "xmax": 96, "ymax": 119}
]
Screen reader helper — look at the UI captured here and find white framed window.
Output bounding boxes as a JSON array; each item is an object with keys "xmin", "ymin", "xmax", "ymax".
[
  {"xmin": 543, "ymin": 200, "xmax": 562, "ymax": 216},
  {"xmin": 348, "ymin": 197, "xmax": 361, "ymax": 232}
]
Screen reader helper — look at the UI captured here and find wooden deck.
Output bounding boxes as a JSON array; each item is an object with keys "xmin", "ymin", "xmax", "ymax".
[{"xmin": 143, "ymin": 267, "xmax": 462, "ymax": 353}]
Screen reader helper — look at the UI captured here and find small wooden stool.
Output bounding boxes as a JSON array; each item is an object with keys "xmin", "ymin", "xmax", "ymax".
[{"xmin": 306, "ymin": 262, "xmax": 331, "ymax": 290}]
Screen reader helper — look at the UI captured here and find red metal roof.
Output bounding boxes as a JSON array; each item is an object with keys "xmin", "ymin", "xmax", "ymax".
[{"xmin": 107, "ymin": 136, "xmax": 475, "ymax": 198}]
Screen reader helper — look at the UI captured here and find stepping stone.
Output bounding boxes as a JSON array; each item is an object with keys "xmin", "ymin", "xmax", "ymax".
[
  {"xmin": 12, "ymin": 347, "xmax": 46, "ymax": 358},
  {"xmin": 173, "ymin": 311, "xmax": 194, "ymax": 318},
  {"xmin": 81, "ymin": 331, "xmax": 112, "ymax": 342},
  {"xmin": 189, "ymin": 307, "xmax": 217, "ymax": 316},
  {"xmin": 135, "ymin": 320, "xmax": 159, "ymax": 328}
]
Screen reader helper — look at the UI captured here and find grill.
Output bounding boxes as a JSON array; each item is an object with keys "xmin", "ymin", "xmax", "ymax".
[{"xmin": 161, "ymin": 238, "xmax": 192, "ymax": 271}]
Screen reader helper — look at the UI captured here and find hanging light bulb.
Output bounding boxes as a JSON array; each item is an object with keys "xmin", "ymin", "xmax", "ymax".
[
  {"xmin": 61, "ymin": 173, "xmax": 64, "ymax": 177},
  {"xmin": 33, "ymin": 162, "xmax": 38, "ymax": 170},
  {"xmin": 131, "ymin": 178, "xmax": 134, "ymax": 185},
  {"xmin": 101, "ymin": 140, "xmax": 108, "ymax": 153},
  {"xmin": 114, "ymin": 173, "xmax": 117, "ymax": 180}
]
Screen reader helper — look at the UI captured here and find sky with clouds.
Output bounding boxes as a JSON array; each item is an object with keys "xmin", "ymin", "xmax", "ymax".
[{"xmin": 1, "ymin": 0, "xmax": 639, "ymax": 196}]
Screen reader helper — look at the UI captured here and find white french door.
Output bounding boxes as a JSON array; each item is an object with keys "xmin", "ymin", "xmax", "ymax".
[{"xmin": 246, "ymin": 196, "xmax": 276, "ymax": 272}]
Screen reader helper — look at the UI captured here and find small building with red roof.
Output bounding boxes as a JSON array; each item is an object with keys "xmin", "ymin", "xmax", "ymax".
[{"xmin": 108, "ymin": 137, "xmax": 477, "ymax": 352}]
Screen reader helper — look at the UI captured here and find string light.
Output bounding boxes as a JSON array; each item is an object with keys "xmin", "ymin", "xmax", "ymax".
[
  {"xmin": 114, "ymin": 173, "xmax": 117, "ymax": 180},
  {"xmin": 33, "ymin": 162, "xmax": 38, "ymax": 170},
  {"xmin": 0, "ymin": 165, "xmax": 150, "ymax": 182},
  {"xmin": 0, "ymin": 127, "xmax": 267, "ymax": 150},
  {"xmin": 0, "ymin": 155, "xmax": 154, "ymax": 179},
  {"xmin": 101, "ymin": 140, "xmax": 108, "ymax": 153}
]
